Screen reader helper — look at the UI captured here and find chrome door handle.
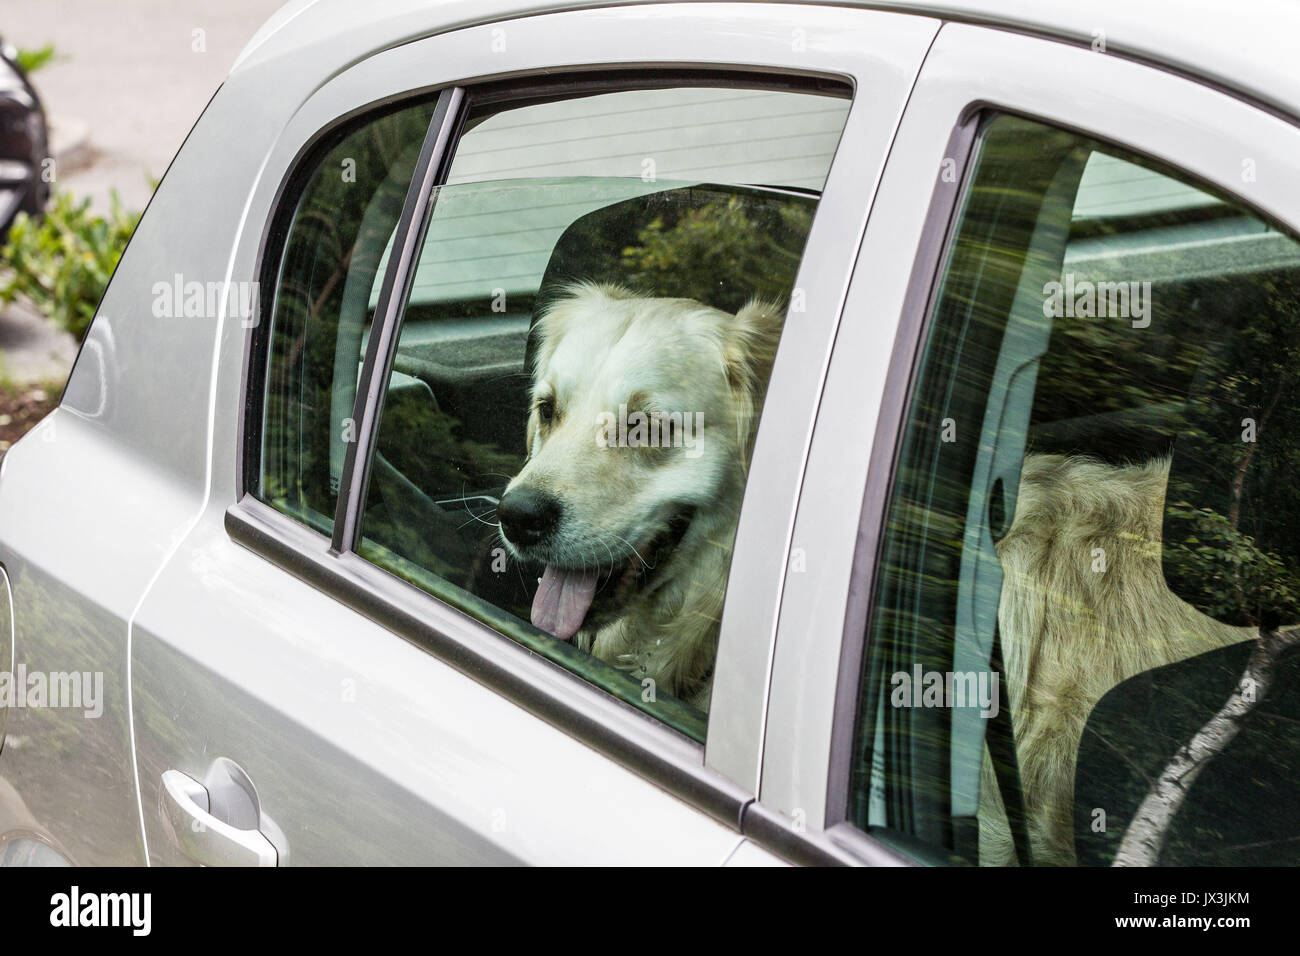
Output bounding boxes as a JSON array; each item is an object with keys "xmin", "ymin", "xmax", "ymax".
[{"xmin": 160, "ymin": 758, "xmax": 287, "ymax": 866}]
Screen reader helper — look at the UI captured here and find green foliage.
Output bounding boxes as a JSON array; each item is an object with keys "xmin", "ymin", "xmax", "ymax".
[
  {"xmin": 620, "ymin": 195, "xmax": 809, "ymax": 306},
  {"xmin": 1164, "ymin": 502, "xmax": 1300, "ymax": 628},
  {"xmin": 0, "ymin": 190, "xmax": 140, "ymax": 340},
  {"xmin": 14, "ymin": 44, "xmax": 57, "ymax": 74}
]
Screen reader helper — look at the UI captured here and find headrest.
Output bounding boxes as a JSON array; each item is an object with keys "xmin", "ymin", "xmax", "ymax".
[{"xmin": 525, "ymin": 183, "xmax": 817, "ymax": 374}]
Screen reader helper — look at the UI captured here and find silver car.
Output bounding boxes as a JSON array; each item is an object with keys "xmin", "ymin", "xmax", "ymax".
[{"xmin": 2, "ymin": 0, "xmax": 1300, "ymax": 867}]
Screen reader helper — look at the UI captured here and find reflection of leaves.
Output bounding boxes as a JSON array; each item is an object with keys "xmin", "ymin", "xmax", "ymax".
[
  {"xmin": 376, "ymin": 392, "xmax": 520, "ymax": 497},
  {"xmin": 364, "ymin": 395, "xmax": 521, "ymax": 583},
  {"xmin": 620, "ymin": 196, "xmax": 810, "ymax": 305},
  {"xmin": 1164, "ymin": 502, "xmax": 1300, "ymax": 628},
  {"xmin": 1158, "ymin": 270, "xmax": 1300, "ymax": 628},
  {"xmin": 262, "ymin": 100, "xmax": 436, "ymax": 521}
]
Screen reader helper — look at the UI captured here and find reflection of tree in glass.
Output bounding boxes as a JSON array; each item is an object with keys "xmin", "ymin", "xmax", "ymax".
[
  {"xmin": 365, "ymin": 391, "xmax": 524, "ymax": 586},
  {"xmin": 1162, "ymin": 270, "xmax": 1300, "ymax": 629},
  {"xmin": 1118, "ymin": 269, "xmax": 1300, "ymax": 864},
  {"xmin": 619, "ymin": 196, "xmax": 811, "ymax": 307},
  {"xmin": 262, "ymin": 102, "xmax": 434, "ymax": 520}
]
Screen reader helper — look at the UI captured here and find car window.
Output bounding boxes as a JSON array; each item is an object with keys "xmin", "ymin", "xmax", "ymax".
[
  {"xmin": 259, "ymin": 99, "xmax": 437, "ymax": 533},
  {"xmin": 353, "ymin": 83, "xmax": 850, "ymax": 739},
  {"xmin": 364, "ymin": 88, "xmax": 849, "ymax": 311},
  {"xmin": 850, "ymin": 113, "xmax": 1300, "ymax": 866}
]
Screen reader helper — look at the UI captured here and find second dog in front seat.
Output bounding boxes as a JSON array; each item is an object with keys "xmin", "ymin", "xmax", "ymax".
[
  {"xmin": 979, "ymin": 453, "xmax": 1253, "ymax": 866},
  {"xmin": 495, "ymin": 282, "xmax": 786, "ymax": 710}
]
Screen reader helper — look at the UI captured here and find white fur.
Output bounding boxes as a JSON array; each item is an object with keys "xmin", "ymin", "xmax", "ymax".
[
  {"xmin": 503, "ymin": 283, "xmax": 784, "ymax": 708},
  {"xmin": 981, "ymin": 454, "xmax": 1253, "ymax": 865}
]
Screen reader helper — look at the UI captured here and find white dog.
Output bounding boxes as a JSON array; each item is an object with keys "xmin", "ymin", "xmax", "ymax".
[
  {"xmin": 981, "ymin": 454, "xmax": 1252, "ymax": 865},
  {"xmin": 497, "ymin": 282, "xmax": 784, "ymax": 709}
]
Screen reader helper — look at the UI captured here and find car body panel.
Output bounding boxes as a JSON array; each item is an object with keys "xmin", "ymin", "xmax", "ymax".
[
  {"xmin": 2, "ymin": 0, "xmax": 1299, "ymax": 865},
  {"xmin": 230, "ymin": 1, "xmax": 1300, "ymax": 128},
  {"xmin": 125, "ymin": 3, "xmax": 935, "ymax": 864},
  {"xmin": 0, "ymin": 55, "xmax": 295, "ymax": 862},
  {"xmin": 760, "ymin": 20, "xmax": 1300, "ymax": 833},
  {"xmin": 0, "ymin": 413, "xmax": 220, "ymax": 864},
  {"xmin": 134, "ymin": 513, "xmax": 749, "ymax": 864}
]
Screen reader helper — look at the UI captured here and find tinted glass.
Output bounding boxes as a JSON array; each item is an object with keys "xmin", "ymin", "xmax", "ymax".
[
  {"xmin": 259, "ymin": 100, "xmax": 435, "ymax": 531},
  {"xmin": 853, "ymin": 114, "xmax": 1300, "ymax": 866}
]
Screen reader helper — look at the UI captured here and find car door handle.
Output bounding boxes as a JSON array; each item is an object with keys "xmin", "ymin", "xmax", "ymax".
[{"xmin": 160, "ymin": 758, "xmax": 288, "ymax": 867}]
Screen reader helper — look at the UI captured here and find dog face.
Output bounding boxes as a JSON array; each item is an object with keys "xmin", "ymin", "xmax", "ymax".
[{"xmin": 498, "ymin": 283, "xmax": 783, "ymax": 641}]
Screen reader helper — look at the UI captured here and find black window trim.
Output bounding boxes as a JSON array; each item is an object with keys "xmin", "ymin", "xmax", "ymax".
[
  {"xmin": 743, "ymin": 800, "xmax": 919, "ymax": 866},
  {"xmin": 228, "ymin": 66, "xmax": 856, "ymax": 840},
  {"xmin": 331, "ymin": 86, "xmax": 466, "ymax": 554}
]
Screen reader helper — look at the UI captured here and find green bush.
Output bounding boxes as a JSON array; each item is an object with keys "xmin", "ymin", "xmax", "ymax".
[
  {"xmin": 14, "ymin": 44, "xmax": 57, "ymax": 74},
  {"xmin": 0, "ymin": 190, "xmax": 140, "ymax": 340},
  {"xmin": 620, "ymin": 195, "xmax": 810, "ymax": 307}
]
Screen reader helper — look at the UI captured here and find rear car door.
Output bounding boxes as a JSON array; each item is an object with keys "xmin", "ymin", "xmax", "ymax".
[
  {"xmin": 126, "ymin": 4, "xmax": 938, "ymax": 865},
  {"xmin": 748, "ymin": 21, "xmax": 1300, "ymax": 864}
]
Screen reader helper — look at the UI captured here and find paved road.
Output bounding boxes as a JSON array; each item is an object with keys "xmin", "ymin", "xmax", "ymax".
[
  {"xmin": 1, "ymin": 0, "xmax": 285, "ymax": 213},
  {"xmin": 0, "ymin": 0, "xmax": 284, "ymax": 385}
]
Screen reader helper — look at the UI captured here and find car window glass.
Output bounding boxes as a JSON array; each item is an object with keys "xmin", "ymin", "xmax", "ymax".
[
  {"xmin": 259, "ymin": 100, "xmax": 436, "ymax": 532},
  {"xmin": 355, "ymin": 83, "xmax": 850, "ymax": 739},
  {"xmin": 365, "ymin": 88, "xmax": 850, "ymax": 307},
  {"xmin": 852, "ymin": 113, "xmax": 1300, "ymax": 866}
]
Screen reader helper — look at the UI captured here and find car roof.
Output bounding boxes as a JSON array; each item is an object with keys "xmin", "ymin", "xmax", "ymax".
[{"xmin": 231, "ymin": 0, "xmax": 1300, "ymax": 125}]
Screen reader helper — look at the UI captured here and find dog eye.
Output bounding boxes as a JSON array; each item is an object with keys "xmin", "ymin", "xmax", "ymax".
[{"xmin": 536, "ymin": 398, "xmax": 555, "ymax": 424}]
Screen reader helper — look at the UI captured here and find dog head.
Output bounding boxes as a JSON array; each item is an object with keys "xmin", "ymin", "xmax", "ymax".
[{"xmin": 498, "ymin": 282, "xmax": 784, "ymax": 640}]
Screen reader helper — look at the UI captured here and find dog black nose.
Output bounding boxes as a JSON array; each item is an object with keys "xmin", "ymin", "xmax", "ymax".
[{"xmin": 498, "ymin": 487, "xmax": 561, "ymax": 546}]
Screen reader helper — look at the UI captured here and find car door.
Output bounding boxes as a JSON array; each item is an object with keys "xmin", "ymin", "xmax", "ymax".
[
  {"xmin": 746, "ymin": 21, "xmax": 1300, "ymax": 864},
  {"xmin": 127, "ymin": 3, "xmax": 938, "ymax": 865}
]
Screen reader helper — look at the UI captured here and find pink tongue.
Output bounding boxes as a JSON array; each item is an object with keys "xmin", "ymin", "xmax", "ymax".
[{"xmin": 531, "ymin": 565, "xmax": 598, "ymax": 641}]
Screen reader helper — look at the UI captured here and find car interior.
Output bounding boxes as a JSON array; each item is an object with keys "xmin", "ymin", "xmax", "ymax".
[
  {"xmin": 340, "ymin": 179, "xmax": 818, "ymax": 742},
  {"xmin": 360, "ymin": 181, "xmax": 818, "ymax": 619},
  {"xmin": 858, "ymin": 117, "xmax": 1300, "ymax": 866},
  {"xmin": 1063, "ymin": 206, "xmax": 1300, "ymax": 865},
  {"xmin": 260, "ymin": 82, "xmax": 850, "ymax": 740},
  {"xmin": 1013, "ymin": 155, "xmax": 1300, "ymax": 865}
]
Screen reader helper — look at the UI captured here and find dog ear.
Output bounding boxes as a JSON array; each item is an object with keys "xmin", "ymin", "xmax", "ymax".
[
  {"xmin": 724, "ymin": 298, "xmax": 787, "ymax": 452},
  {"xmin": 724, "ymin": 298, "xmax": 786, "ymax": 392}
]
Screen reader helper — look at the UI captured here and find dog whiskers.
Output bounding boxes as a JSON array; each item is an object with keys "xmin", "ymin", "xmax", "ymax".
[
  {"xmin": 450, "ymin": 479, "xmax": 499, "ymax": 531},
  {"xmin": 607, "ymin": 532, "xmax": 651, "ymax": 571}
]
